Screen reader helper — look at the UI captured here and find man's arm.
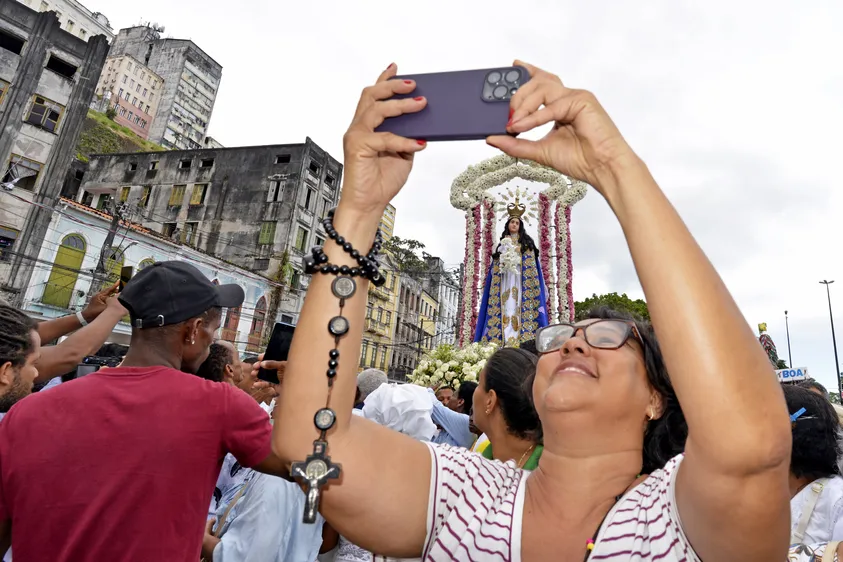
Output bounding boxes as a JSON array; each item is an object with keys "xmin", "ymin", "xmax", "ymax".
[
  {"xmin": 35, "ymin": 298, "xmax": 127, "ymax": 382},
  {"xmin": 36, "ymin": 283, "xmax": 119, "ymax": 343},
  {"xmin": 426, "ymin": 388, "xmax": 473, "ymax": 447}
]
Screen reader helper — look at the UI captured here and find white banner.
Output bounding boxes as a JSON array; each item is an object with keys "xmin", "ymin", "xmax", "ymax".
[{"xmin": 777, "ymin": 368, "xmax": 809, "ymax": 382}]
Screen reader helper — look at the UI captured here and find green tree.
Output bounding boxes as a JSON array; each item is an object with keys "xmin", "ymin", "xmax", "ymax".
[
  {"xmin": 574, "ymin": 292, "xmax": 650, "ymax": 322},
  {"xmin": 775, "ymin": 359, "xmax": 788, "ymax": 370},
  {"xmin": 105, "ymin": 106, "xmax": 117, "ymax": 120},
  {"xmin": 383, "ymin": 236, "xmax": 428, "ymax": 274}
]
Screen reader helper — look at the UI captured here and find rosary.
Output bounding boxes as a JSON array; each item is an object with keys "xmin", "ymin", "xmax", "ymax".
[{"xmin": 293, "ymin": 208, "xmax": 386, "ymax": 524}]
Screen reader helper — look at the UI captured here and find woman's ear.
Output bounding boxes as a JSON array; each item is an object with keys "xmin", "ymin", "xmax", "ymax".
[{"xmin": 647, "ymin": 392, "xmax": 665, "ymax": 421}]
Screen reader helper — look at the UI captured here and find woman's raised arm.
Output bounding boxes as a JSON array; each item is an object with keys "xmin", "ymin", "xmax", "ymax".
[
  {"xmin": 488, "ymin": 60, "xmax": 792, "ymax": 561},
  {"xmin": 272, "ymin": 65, "xmax": 433, "ymax": 558}
]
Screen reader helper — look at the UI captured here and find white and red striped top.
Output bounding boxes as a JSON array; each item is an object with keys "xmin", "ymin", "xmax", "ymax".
[{"xmin": 422, "ymin": 444, "xmax": 701, "ymax": 562}]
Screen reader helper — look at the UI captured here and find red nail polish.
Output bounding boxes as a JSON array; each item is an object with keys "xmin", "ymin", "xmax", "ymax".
[
  {"xmin": 386, "ymin": 62, "xmax": 395, "ymax": 70},
  {"xmin": 414, "ymin": 96, "xmax": 424, "ymax": 101},
  {"xmin": 417, "ymin": 139, "xmax": 427, "ymax": 146},
  {"xmin": 509, "ymin": 108, "xmax": 515, "ymax": 119},
  {"xmin": 404, "ymin": 80, "xmax": 414, "ymax": 85}
]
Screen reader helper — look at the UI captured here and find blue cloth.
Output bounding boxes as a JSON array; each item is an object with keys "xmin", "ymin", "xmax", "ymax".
[
  {"xmin": 211, "ymin": 470, "xmax": 324, "ymax": 562},
  {"xmin": 427, "ymin": 388, "xmax": 474, "ymax": 448},
  {"xmin": 474, "ymin": 250, "xmax": 550, "ymax": 344}
]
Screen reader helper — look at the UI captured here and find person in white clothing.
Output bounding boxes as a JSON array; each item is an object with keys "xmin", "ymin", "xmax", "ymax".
[
  {"xmin": 272, "ymin": 60, "xmax": 793, "ymax": 561},
  {"xmin": 786, "ymin": 385, "xmax": 843, "ymax": 544}
]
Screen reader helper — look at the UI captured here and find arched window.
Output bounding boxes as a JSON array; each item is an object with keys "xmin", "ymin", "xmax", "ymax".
[
  {"xmin": 138, "ymin": 258, "xmax": 155, "ymax": 270},
  {"xmin": 43, "ymin": 234, "xmax": 87, "ymax": 309},
  {"xmin": 221, "ymin": 305, "xmax": 241, "ymax": 343},
  {"xmin": 250, "ymin": 296, "xmax": 267, "ymax": 337}
]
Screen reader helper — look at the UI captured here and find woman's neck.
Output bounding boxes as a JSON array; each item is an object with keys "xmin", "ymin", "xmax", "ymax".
[
  {"xmin": 488, "ymin": 424, "xmax": 535, "ymax": 466},
  {"xmin": 789, "ymin": 473, "xmax": 814, "ymax": 498}
]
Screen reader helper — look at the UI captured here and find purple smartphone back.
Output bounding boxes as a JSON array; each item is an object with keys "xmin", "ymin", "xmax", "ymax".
[{"xmin": 375, "ymin": 66, "xmax": 530, "ymax": 142}]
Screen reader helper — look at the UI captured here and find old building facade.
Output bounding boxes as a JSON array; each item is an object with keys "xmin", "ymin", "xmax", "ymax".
[
  {"xmin": 11, "ymin": 0, "xmax": 113, "ymax": 42},
  {"xmin": 107, "ymin": 26, "xmax": 221, "ymax": 150},
  {"xmin": 0, "ymin": 1, "xmax": 108, "ymax": 302},
  {"xmin": 425, "ymin": 256, "xmax": 460, "ymax": 347},
  {"xmin": 76, "ymin": 138, "xmax": 342, "ymax": 324},
  {"xmin": 23, "ymin": 197, "xmax": 276, "ymax": 351},
  {"xmin": 93, "ymin": 54, "xmax": 162, "ymax": 139}
]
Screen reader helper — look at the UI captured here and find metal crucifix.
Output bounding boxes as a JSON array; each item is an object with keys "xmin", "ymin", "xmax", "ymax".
[{"xmin": 291, "ymin": 439, "xmax": 341, "ymax": 524}]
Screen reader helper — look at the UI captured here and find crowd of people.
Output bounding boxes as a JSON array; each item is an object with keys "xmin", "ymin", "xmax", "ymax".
[{"xmin": 0, "ymin": 60, "xmax": 840, "ymax": 561}]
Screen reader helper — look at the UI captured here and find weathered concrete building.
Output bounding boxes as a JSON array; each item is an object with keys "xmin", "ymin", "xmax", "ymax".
[
  {"xmin": 77, "ymin": 138, "xmax": 342, "ymax": 324},
  {"xmin": 93, "ymin": 54, "xmax": 162, "ymax": 139},
  {"xmin": 11, "ymin": 0, "xmax": 113, "ymax": 42},
  {"xmin": 23, "ymin": 197, "xmax": 278, "ymax": 352},
  {"xmin": 107, "ymin": 26, "xmax": 221, "ymax": 151},
  {"xmin": 0, "ymin": 1, "xmax": 108, "ymax": 302}
]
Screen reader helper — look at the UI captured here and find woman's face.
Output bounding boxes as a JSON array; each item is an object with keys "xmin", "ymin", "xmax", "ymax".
[
  {"xmin": 508, "ymin": 218, "xmax": 520, "ymax": 234},
  {"xmin": 532, "ymin": 319, "xmax": 656, "ymax": 438},
  {"xmin": 472, "ymin": 368, "xmax": 492, "ymax": 435}
]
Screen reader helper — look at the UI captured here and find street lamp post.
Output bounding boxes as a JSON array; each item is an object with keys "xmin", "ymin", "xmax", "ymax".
[
  {"xmin": 784, "ymin": 310, "xmax": 793, "ymax": 368},
  {"xmin": 820, "ymin": 280, "xmax": 841, "ymax": 399}
]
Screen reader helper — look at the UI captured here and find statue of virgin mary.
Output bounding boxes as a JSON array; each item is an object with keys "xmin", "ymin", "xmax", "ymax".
[{"xmin": 474, "ymin": 200, "xmax": 549, "ymax": 347}]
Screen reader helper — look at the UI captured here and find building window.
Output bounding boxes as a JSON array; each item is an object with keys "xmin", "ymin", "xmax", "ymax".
[
  {"xmin": 162, "ymin": 222, "xmax": 177, "ymax": 238},
  {"xmin": 117, "ymin": 87, "xmax": 123, "ymax": 98},
  {"xmin": 304, "ymin": 188, "xmax": 315, "ymax": 211},
  {"xmin": 385, "ymin": 311, "xmax": 392, "ymax": 326},
  {"xmin": 320, "ymin": 198, "xmax": 330, "ymax": 218},
  {"xmin": 0, "ymin": 226, "xmax": 19, "ymax": 262},
  {"xmin": 290, "ymin": 271, "xmax": 301, "ymax": 290},
  {"xmin": 130, "ymin": 79, "xmax": 135, "ymax": 88},
  {"xmin": 80, "ymin": 29, "xmax": 86, "ymax": 39},
  {"xmin": 360, "ymin": 340, "xmax": 369, "ymax": 367},
  {"xmin": 124, "ymin": 92, "xmax": 130, "ymax": 102},
  {"xmin": 326, "ymin": 174, "xmax": 335, "ymax": 187},
  {"xmin": 200, "ymin": 158, "xmax": 214, "ymax": 168},
  {"xmin": 315, "ymin": 235, "xmax": 325, "ymax": 248},
  {"xmin": 149, "ymin": 161, "xmax": 158, "ymax": 171},
  {"xmin": 135, "ymin": 85, "xmax": 141, "ymax": 94},
  {"xmin": 2, "ymin": 154, "xmax": 42, "ymax": 191},
  {"xmin": 380, "ymin": 348, "xmax": 387, "ymax": 370},
  {"xmin": 122, "ymin": 75, "xmax": 127, "ymax": 84},
  {"xmin": 0, "ymin": 29, "xmax": 25, "ymax": 56},
  {"xmin": 25, "ymin": 96, "xmax": 63, "ymax": 133},
  {"xmin": 129, "ymin": 162, "xmax": 138, "ymax": 171},
  {"xmin": 141, "ymin": 72, "xmax": 145, "ymax": 80},
  {"xmin": 66, "ymin": 20, "xmax": 74, "ymax": 32},
  {"xmin": 127, "ymin": 111, "xmax": 133, "ymax": 121},
  {"xmin": 96, "ymin": 195, "xmax": 111, "ymax": 211},
  {"xmin": 294, "ymin": 226, "xmax": 308, "ymax": 252},
  {"xmin": 127, "ymin": 62, "xmax": 133, "ymax": 71},
  {"xmin": 144, "ymin": 104, "xmax": 150, "ymax": 113},
  {"xmin": 0, "ymin": 79, "xmax": 8, "ymax": 108},
  {"xmin": 190, "ymin": 184, "xmax": 207, "ymax": 205},
  {"xmin": 139, "ymin": 186, "xmax": 150, "ymax": 208},
  {"xmin": 250, "ymin": 297, "xmax": 267, "ymax": 337},
  {"xmin": 119, "ymin": 186, "xmax": 130, "ymax": 202},
  {"xmin": 179, "ymin": 160, "xmax": 191, "ymax": 170},
  {"xmin": 168, "ymin": 185, "xmax": 186, "ymax": 206},
  {"xmin": 42, "ymin": 234, "xmax": 87, "ymax": 309},
  {"xmin": 132, "ymin": 96, "xmax": 138, "ymax": 105},
  {"xmin": 138, "ymin": 258, "xmax": 155, "ymax": 270},
  {"xmin": 45, "ymin": 54, "xmax": 77, "ymax": 80},
  {"xmin": 259, "ymin": 221, "xmax": 276, "ymax": 245},
  {"xmin": 308, "ymin": 161, "xmax": 320, "ymax": 175},
  {"xmin": 253, "ymin": 258, "xmax": 270, "ymax": 271},
  {"xmin": 266, "ymin": 180, "xmax": 281, "ymax": 203},
  {"xmin": 275, "ymin": 154, "xmax": 290, "ymax": 165},
  {"xmin": 182, "ymin": 222, "xmax": 198, "ymax": 245}
]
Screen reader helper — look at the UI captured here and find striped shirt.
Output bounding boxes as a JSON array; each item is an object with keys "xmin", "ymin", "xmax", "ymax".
[{"xmin": 422, "ymin": 444, "xmax": 700, "ymax": 561}]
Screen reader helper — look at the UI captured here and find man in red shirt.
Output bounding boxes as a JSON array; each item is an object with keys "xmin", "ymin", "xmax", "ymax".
[{"xmin": 0, "ymin": 262, "xmax": 288, "ymax": 561}]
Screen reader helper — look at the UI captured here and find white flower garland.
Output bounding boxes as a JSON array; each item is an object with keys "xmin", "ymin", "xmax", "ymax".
[
  {"xmin": 556, "ymin": 203, "xmax": 570, "ymax": 322},
  {"xmin": 460, "ymin": 210, "xmax": 477, "ymax": 344}
]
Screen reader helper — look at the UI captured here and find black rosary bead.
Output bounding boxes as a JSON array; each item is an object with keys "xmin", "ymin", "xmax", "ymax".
[
  {"xmin": 326, "ymin": 368, "xmax": 337, "ymax": 379},
  {"xmin": 350, "ymin": 267, "xmax": 361, "ymax": 277},
  {"xmin": 339, "ymin": 265, "xmax": 350, "ymax": 275},
  {"xmin": 320, "ymin": 265, "xmax": 331, "ymax": 274},
  {"xmin": 329, "ymin": 265, "xmax": 340, "ymax": 275},
  {"xmin": 343, "ymin": 242, "xmax": 353, "ymax": 252},
  {"xmin": 303, "ymin": 255, "xmax": 317, "ymax": 273},
  {"xmin": 356, "ymin": 255, "xmax": 367, "ymax": 266},
  {"xmin": 350, "ymin": 249, "xmax": 360, "ymax": 259},
  {"xmin": 329, "ymin": 349, "xmax": 339, "ymax": 359},
  {"xmin": 318, "ymin": 252, "xmax": 329, "ymax": 264},
  {"xmin": 328, "ymin": 359, "xmax": 338, "ymax": 369},
  {"xmin": 335, "ymin": 235, "xmax": 345, "ymax": 246}
]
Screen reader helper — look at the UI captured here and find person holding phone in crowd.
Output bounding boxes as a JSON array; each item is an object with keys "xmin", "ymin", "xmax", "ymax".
[{"xmin": 271, "ymin": 61, "xmax": 792, "ymax": 561}]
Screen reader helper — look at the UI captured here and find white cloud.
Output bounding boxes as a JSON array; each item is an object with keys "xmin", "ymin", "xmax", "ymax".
[{"xmin": 86, "ymin": 0, "xmax": 843, "ymax": 390}]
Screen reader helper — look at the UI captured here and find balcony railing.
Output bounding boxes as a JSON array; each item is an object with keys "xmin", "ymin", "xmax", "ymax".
[
  {"xmin": 369, "ymin": 285, "xmax": 390, "ymax": 301},
  {"xmin": 220, "ymin": 328, "xmax": 238, "ymax": 343},
  {"xmin": 246, "ymin": 333, "xmax": 262, "ymax": 353},
  {"xmin": 365, "ymin": 318, "xmax": 389, "ymax": 337}
]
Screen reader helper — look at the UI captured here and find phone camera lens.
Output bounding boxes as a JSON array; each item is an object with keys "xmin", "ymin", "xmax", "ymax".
[
  {"xmin": 487, "ymin": 71, "xmax": 502, "ymax": 84},
  {"xmin": 505, "ymin": 70, "xmax": 520, "ymax": 83},
  {"xmin": 510, "ymin": 87, "xmax": 518, "ymax": 96},
  {"xmin": 493, "ymin": 85, "xmax": 508, "ymax": 99}
]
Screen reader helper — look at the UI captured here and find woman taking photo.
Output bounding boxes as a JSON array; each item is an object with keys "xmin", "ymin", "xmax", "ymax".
[{"xmin": 272, "ymin": 61, "xmax": 791, "ymax": 561}]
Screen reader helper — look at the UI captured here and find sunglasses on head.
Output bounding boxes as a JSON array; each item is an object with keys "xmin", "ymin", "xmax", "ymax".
[{"xmin": 535, "ymin": 319, "xmax": 643, "ymax": 354}]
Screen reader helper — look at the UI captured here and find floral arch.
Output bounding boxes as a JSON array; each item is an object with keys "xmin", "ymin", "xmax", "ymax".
[{"xmin": 450, "ymin": 155, "xmax": 587, "ymax": 346}]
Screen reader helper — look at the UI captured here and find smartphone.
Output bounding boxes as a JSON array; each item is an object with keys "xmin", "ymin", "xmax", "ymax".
[
  {"xmin": 76, "ymin": 364, "xmax": 99, "ymax": 377},
  {"xmin": 374, "ymin": 66, "xmax": 530, "ymax": 142},
  {"xmin": 119, "ymin": 266, "xmax": 134, "ymax": 292},
  {"xmin": 257, "ymin": 322, "xmax": 295, "ymax": 384}
]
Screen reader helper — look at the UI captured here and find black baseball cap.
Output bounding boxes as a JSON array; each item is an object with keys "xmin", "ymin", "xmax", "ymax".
[{"xmin": 118, "ymin": 261, "xmax": 244, "ymax": 329}]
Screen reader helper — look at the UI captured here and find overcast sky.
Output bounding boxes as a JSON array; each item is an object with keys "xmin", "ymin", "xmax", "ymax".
[{"xmin": 84, "ymin": 0, "xmax": 843, "ymax": 390}]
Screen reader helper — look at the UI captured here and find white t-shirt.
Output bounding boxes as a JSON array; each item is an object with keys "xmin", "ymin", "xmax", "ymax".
[
  {"xmin": 791, "ymin": 476, "xmax": 843, "ymax": 543},
  {"xmin": 423, "ymin": 444, "xmax": 700, "ymax": 561}
]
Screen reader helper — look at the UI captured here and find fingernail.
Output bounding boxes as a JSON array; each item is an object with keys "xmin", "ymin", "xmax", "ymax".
[
  {"xmin": 417, "ymin": 139, "xmax": 427, "ymax": 146},
  {"xmin": 507, "ymin": 109, "xmax": 515, "ymax": 126},
  {"xmin": 386, "ymin": 62, "xmax": 395, "ymax": 70},
  {"xmin": 404, "ymin": 80, "xmax": 413, "ymax": 85},
  {"xmin": 414, "ymin": 96, "xmax": 424, "ymax": 101}
]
